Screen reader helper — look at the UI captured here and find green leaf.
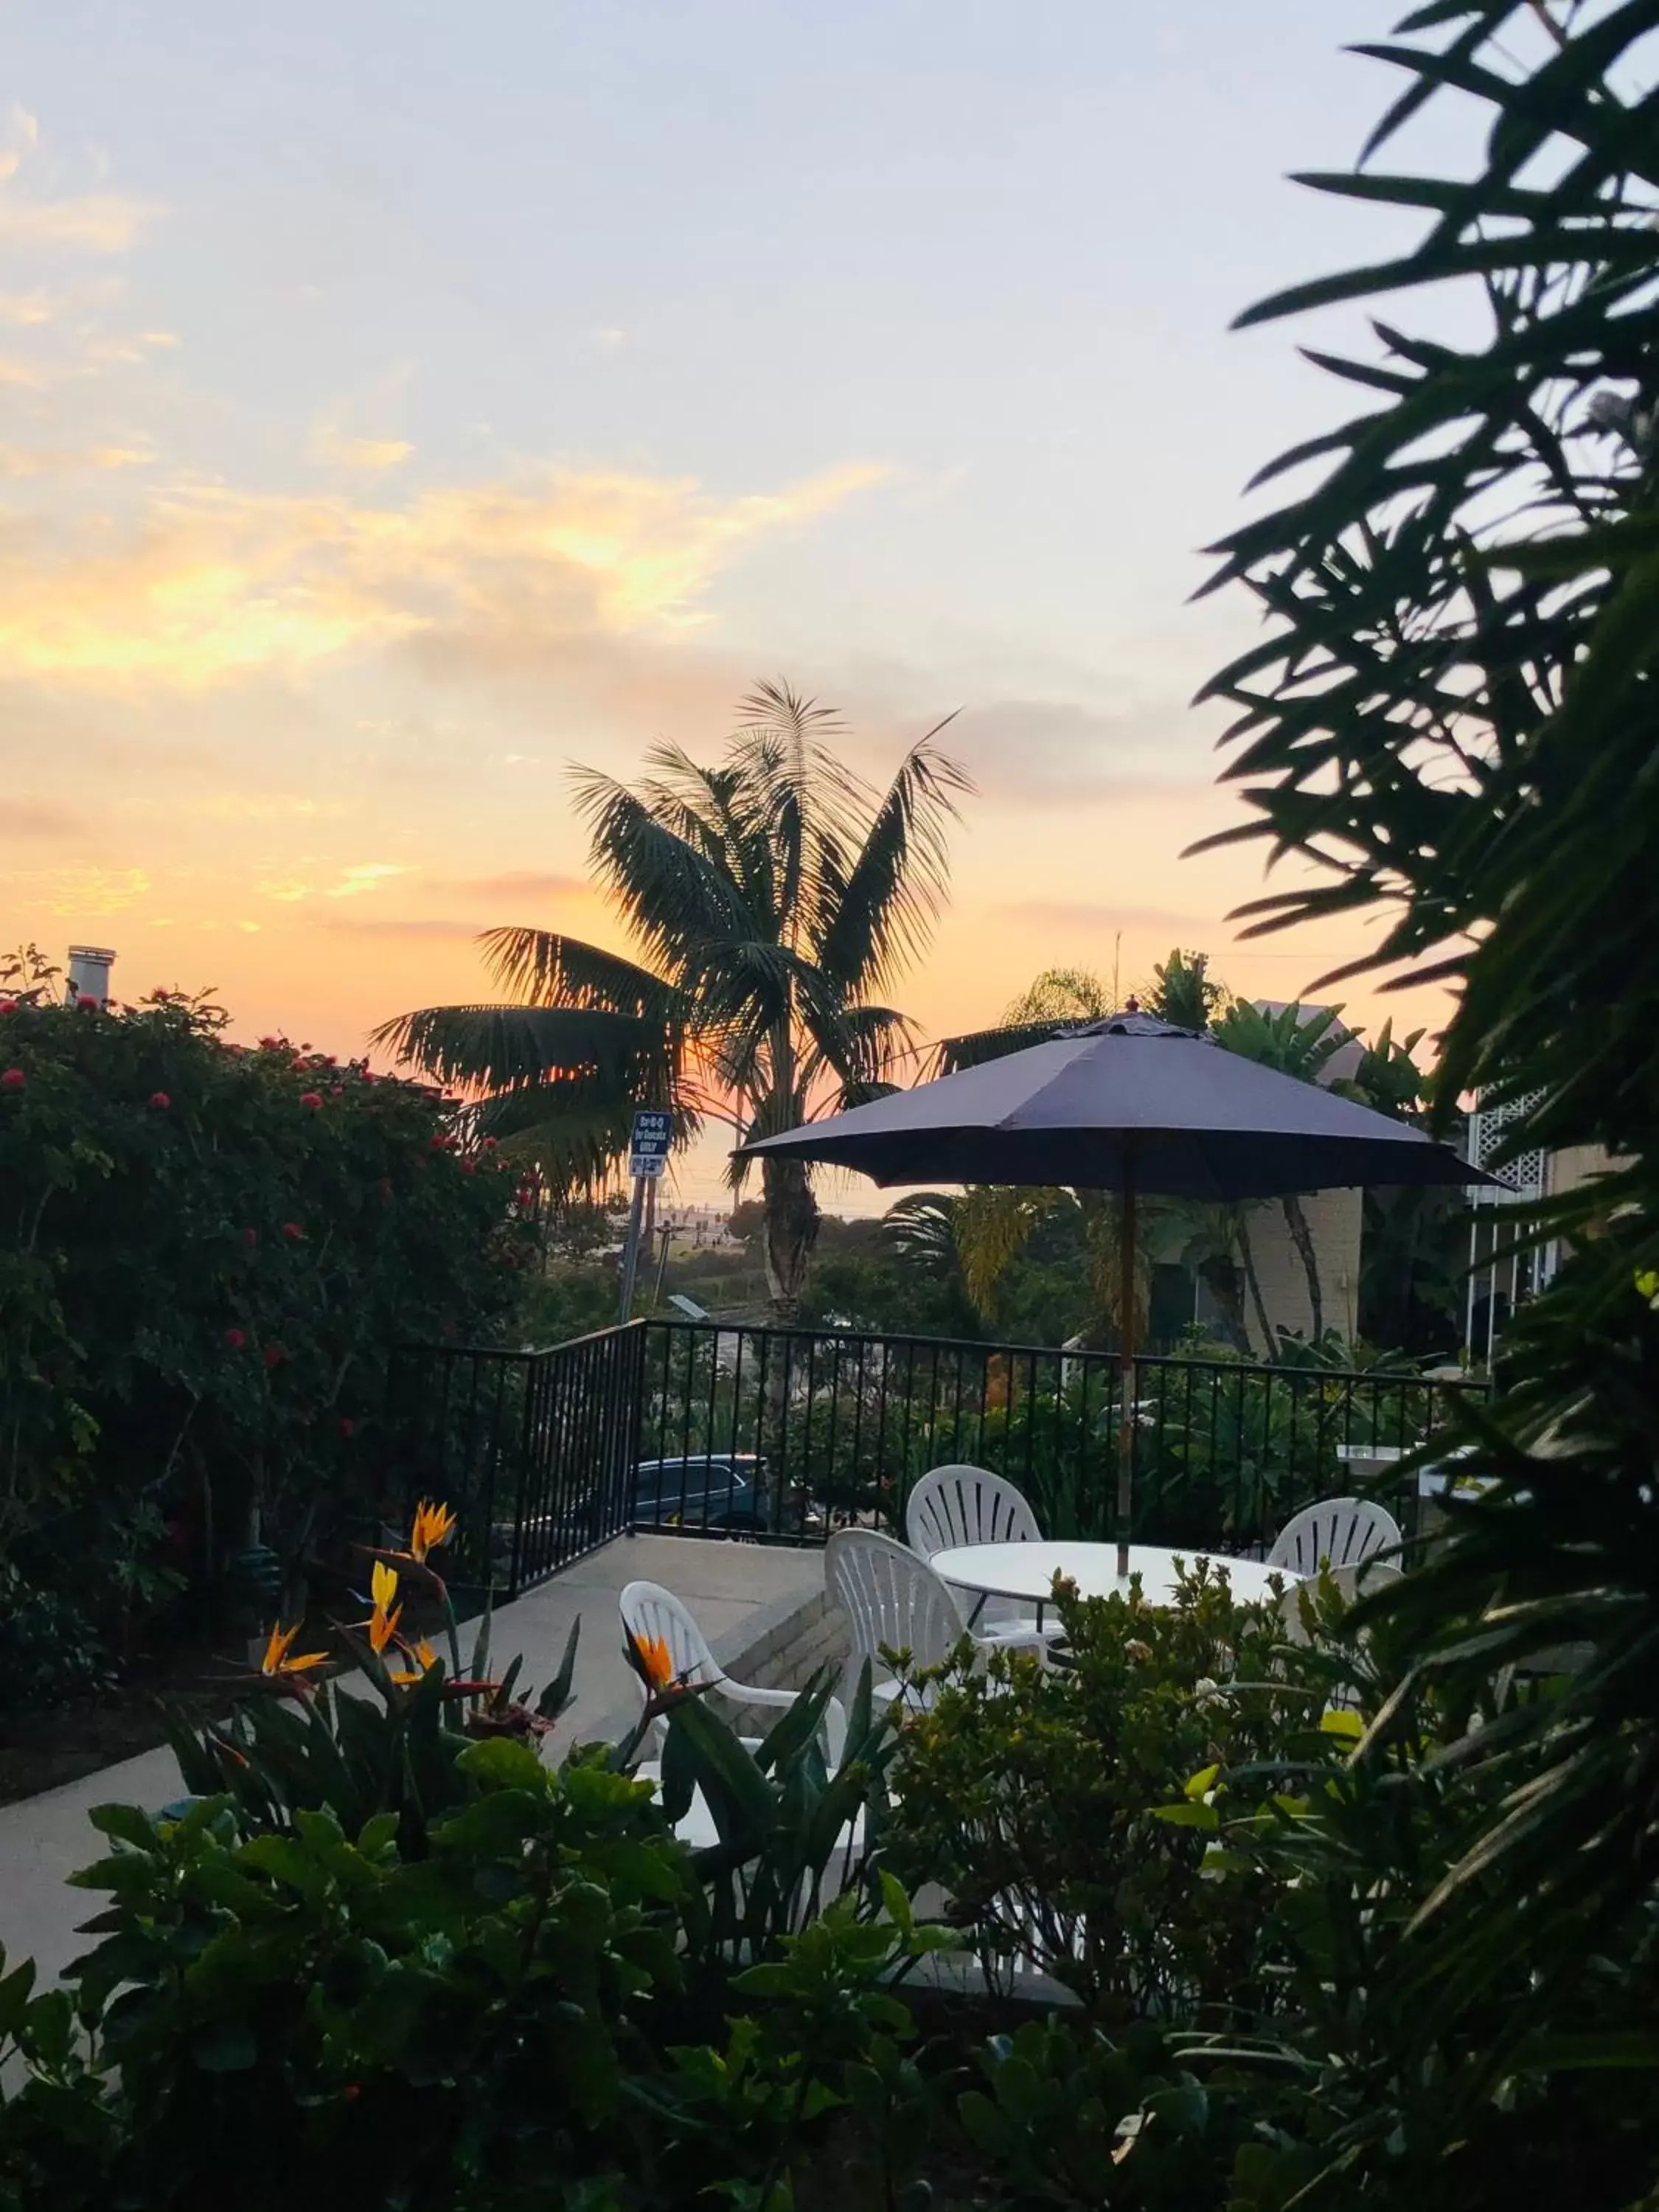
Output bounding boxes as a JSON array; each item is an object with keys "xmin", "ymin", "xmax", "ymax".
[
  {"xmin": 88, "ymin": 1803, "xmax": 157, "ymax": 1851},
  {"xmin": 1150, "ymin": 1802, "xmax": 1220, "ymax": 1831},
  {"xmin": 456, "ymin": 1734, "xmax": 546, "ymax": 1792},
  {"xmin": 537, "ymin": 1615, "xmax": 582, "ymax": 1718}
]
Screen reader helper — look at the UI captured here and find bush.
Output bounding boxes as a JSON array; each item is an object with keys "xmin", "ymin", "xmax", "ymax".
[
  {"xmin": 0, "ymin": 974, "xmax": 535, "ymax": 1667},
  {"xmin": 885, "ymin": 1562, "xmax": 1339, "ymax": 2021},
  {"xmin": 0, "ymin": 1510, "xmax": 944, "ymax": 2212}
]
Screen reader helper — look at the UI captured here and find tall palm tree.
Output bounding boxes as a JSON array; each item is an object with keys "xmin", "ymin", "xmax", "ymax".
[{"xmin": 373, "ymin": 683, "xmax": 971, "ymax": 1319}]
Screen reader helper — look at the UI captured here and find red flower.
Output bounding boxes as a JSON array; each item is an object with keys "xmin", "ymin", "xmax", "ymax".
[
  {"xmin": 461, "ymin": 1159, "xmax": 476, "ymax": 1175},
  {"xmin": 338, "ymin": 1416, "xmax": 355, "ymax": 1438},
  {"xmin": 148, "ymin": 1091, "xmax": 170, "ymax": 1109},
  {"xmin": 264, "ymin": 1343, "xmax": 285, "ymax": 1368},
  {"xmin": 282, "ymin": 1221, "xmax": 303, "ymax": 1241},
  {"xmin": 330, "ymin": 1084, "xmax": 344, "ymax": 1096},
  {"xmin": 324, "ymin": 1054, "xmax": 337, "ymax": 1066},
  {"xmin": 298, "ymin": 1091, "xmax": 324, "ymax": 1109},
  {"xmin": 1, "ymin": 1067, "xmax": 23, "ymax": 1090},
  {"xmin": 482, "ymin": 1136, "xmax": 498, "ymax": 1151},
  {"xmin": 225, "ymin": 1327, "xmax": 246, "ymax": 1349},
  {"xmin": 429, "ymin": 1134, "xmax": 447, "ymax": 1152},
  {"xmin": 258, "ymin": 1035, "xmax": 282, "ymax": 1049},
  {"xmin": 291, "ymin": 1057, "xmax": 307, "ymax": 1071},
  {"xmin": 0, "ymin": 998, "xmax": 18, "ymax": 1015},
  {"xmin": 243, "ymin": 1227, "xmax": 258, "ymax": 1248},
  {"xmin": 75, "ymin": 992, "xmax": 99, "ymax": 1010}
]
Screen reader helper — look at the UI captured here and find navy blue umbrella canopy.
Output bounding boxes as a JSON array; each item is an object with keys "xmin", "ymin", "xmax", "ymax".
[
  {"xmin": 741, "ymin": 1010, "xmax": 1479, "ymax": 1572},
  {"xmin": 740, "ymin": 1012, "xmax": 1476, "ymax": 1200}
]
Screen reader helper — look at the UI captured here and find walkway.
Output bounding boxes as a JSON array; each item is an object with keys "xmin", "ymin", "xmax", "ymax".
[{"xmin": 0, "ymin": 1534, "xmax": 824, "ymax": 1987}]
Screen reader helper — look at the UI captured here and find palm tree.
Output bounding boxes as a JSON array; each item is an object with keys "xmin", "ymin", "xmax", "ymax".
[
  {"xmin": 373, "ymin": 683, "xmax": 971, "ymax": 1319},
  {"xmin": 1146, "ymin": 947, "xmax": 1230, "ymax": 1034},
  {"xmin": 1211, "ymin": 999, "xmax": 1348, "ymax": 1343}
]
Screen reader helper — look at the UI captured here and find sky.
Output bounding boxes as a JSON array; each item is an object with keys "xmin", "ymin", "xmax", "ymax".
[{"xmin": 2, "ymin": 2, "xmax": 1481, "ymax": 1203}]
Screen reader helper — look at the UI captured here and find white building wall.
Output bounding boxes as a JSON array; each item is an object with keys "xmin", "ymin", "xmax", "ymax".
[{"xmin": 1242, "ymin": 1188, "xmax": 1363, "ymax": 1350}]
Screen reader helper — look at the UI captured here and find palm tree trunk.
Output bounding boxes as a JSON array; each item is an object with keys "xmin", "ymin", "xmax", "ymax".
[
  {"xmin": 761, "ymin": 1154, "xmax": 819, "ymax": 1321},
  {"xmin": 1281, "ymin": 1194, "xmax": 1324, "ymax": 1343},
  {"xmin": 1237, "ymin": 1216, "xmax": 1276, "ymax": 1359},
  {"xmin": 1195, "ymin": 1253, "xmax": 1252, "ymax": 1356}
]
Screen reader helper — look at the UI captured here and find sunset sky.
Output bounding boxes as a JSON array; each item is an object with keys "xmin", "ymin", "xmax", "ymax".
[{"xmin": 4, "ymin": 3, "xmax": 1471, "ymax": 1202}]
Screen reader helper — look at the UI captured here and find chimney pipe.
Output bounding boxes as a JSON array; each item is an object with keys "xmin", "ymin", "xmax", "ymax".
[{"xmin": 66, "ymin": 945, "xmax": 116, "ymax": 1006}]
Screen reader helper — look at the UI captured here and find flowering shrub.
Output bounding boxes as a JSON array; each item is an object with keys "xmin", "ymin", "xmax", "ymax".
[{"xmin": 0, "ymin": 967, "xmax": 534, "ymax": 1678}]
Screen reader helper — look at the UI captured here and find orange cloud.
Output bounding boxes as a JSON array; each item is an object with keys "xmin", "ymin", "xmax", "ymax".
[
  {"xmin": 0, "ymin": 460, "xmax": 891, "ymax": 685},
  {"xmin": 0, "ymin": 288, "xmax": 58, "ymax": 325},
  {"xmin": 0, "ymin": 193, "xmax": 157, "ymax": 254},
  {"xmin": 0, "ymin": 440, "xmax": 152, "ymax": 477},
  {"xmin": 2, "ymin": 796, "xmax": 77, "ymax": 841},
  {"xmin": 313, "ymin": 431, "xmax": 414, "ymax": 472}
]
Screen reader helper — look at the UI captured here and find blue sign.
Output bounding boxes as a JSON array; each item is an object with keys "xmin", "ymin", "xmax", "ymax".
[{"xmin": 629, "ymin": 1107, "xmax": 672, "ymax": 1179}]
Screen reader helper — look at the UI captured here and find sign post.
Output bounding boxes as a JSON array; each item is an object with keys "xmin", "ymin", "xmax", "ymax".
[{"xmin": 617, "ymin": 1108, "xmax": 671, "ymax": 1323}]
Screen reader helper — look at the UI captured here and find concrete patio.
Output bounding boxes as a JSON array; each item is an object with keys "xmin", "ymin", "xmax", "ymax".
[{"xmin": 0, "ymin": 1533, "xmax": 832, "ymax": 1988}]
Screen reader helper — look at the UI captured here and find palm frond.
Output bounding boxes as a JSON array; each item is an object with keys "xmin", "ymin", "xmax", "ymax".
[
  {"xmin": 797, "ymin": 1001, "xmax": 921, "ymax": 1099},
  {"xmin": 475, "ymin": 1083, "xmax": 699, "ymax": 1200},
  {"xmin": 568, "ymin": 767, "xmax": 762, "ymax": 981},
  {"xmin": 953, "ymin": 1185, "xmax": 1065, "ymax": 1316},
  {"xmin": 476, "ymin": 928, "xmax": 678, "ymax": 1018},
  {"xmin": 369, "ymin": 1002, "xmax": 672, "ymax": 1092},
  {"xmin": 813, "ymin": 717, "xmax": 973, "ymax": 995},
  {"xmin": 932, "ymin": 1018, "xmax": 1068, "ymax": 1077}
]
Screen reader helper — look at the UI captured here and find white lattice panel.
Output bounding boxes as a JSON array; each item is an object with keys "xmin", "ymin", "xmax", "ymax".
[{"xmin": 1467, "ymin": 1091, "xmax": 1546, "ymax": 1204}]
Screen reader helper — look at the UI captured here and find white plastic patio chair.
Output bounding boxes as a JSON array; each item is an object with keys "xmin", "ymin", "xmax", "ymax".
[
  {"xmin": 825, "ymin": 1527, "xmax": 968, "ymax": 1714},
  {"xmin": 619, "ymin": 1579, "xmax": 846, "ymax": 1764},
  {"xmin": 1277, "ymin": 1557, "xmax": 1404, "ymax": 1648},
  {"xmin": 1267, "ymin": 1497, "xmax": 1402, "ymax": 1578},
  {"xmin": 905, "ymin": 1464, "xmax": 1062, "ymax": 1653}
]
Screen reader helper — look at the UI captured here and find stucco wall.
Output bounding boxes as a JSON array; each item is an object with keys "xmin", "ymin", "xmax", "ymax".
[
  {"xmin": 1242, "ymin": 1187, "xmax": 1363, "ymax": 1349},
  {"xmin": 1549, "ymin": 1143, "xmax": 1614, "ymax": 1203}
]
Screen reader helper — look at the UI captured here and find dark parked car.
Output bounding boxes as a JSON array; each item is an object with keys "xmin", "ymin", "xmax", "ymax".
[{"xmin": 631, "ymin": 1453, "xmax": 769, "ymax": 1534}]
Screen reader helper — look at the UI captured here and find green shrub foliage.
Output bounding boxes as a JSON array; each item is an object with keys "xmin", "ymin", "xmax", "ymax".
[{"xmin": 0, "ymin": 971, "xmax": 533, "ymax": 1663}]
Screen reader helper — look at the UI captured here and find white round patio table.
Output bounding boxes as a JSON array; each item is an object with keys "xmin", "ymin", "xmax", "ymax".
[{"xmin": 931, "ymin": 1540, "xmax": 1295, "ymax": 1626}]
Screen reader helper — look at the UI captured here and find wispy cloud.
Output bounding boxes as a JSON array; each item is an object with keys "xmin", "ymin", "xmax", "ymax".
[
  {"xmin": 2, "ymin": 796, "xmax": 77, "ymax": 841},
  {"xmin": 0, "ymin": 192, "xmax": 158, "ymax": 254},
  {"xmin": 436, "ymin": 869, "xmax": 588, "ymax": 902},
  {"xmin": 321, "ymin": 915, "xmax": 488, "ymax": 940},
  {"xmin": 326, "ymin": 862, "xmax": 415, "ymax": 899},
  {"xmin": 313, "ymin": 431, "xmax": 414, "ymax": 471},
  {"xmin": 947, "ymin": 700, "xmax": 1219, "ymax": 805},
  {"xmin": 0, "ymin": 288, "xmax": 59, "ymax": 325},
  {"xmin": 16, "ymin": 864, "xmax": 153, "ymax": 915},
  {"xmin": 0, "ymin": 459, "xmax": 891, "ymax": 684},
  {"xmin": 0, "ymin": 439, "xmax": 153, "ymax": 477},
  {"xmin": 255, "ymin": 861, "xmax": 416, "ymax": 903},
  {"xmin": 187, "ymin": 793, "xmax": 337, "ymax": 821}
]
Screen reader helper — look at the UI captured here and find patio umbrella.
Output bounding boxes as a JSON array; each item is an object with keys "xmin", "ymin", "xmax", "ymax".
[{"xmin": 740, "ymin": 1009, "xmax": 1484, "ymax": 1573}]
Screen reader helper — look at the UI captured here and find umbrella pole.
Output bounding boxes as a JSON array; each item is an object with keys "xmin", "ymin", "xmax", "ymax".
[{"xmin": 1116, "ymin": 1161, "xmax": 1135, "ymax": 1580}]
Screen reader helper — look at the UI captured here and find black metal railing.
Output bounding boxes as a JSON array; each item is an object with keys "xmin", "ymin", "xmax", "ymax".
[
  {"xmin": 630, "ymin": 1321, "xmax": 1487, "ymax": 1554},
  {"xmin": 386, "ymin": 1324, "xmax": 645, "ymax": 1601},
  {"xmin": 391, "ymin": 1317, "xmax": 1488, "ymax": 1594}
]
